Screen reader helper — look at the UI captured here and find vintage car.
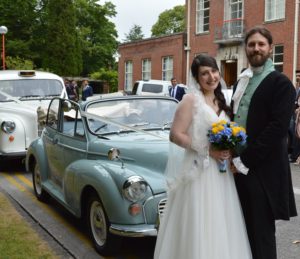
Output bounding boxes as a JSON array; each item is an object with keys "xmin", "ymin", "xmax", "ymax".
[
  {"xmin": 25, "ymin": 95, "xmax": 177, "ymax": 255},
  {"xmin": 0, "ymin": 70, "xmax": 67, "ymax": 160}
]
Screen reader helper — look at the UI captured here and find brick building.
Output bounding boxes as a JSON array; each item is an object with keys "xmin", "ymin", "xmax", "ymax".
[
  {"xmin": 118, "ymin": 0, "xmax": 300, "ymax": 90},
  {"xmin": 118, "ymin": 33, "xmax": 186, "ymax": 92}
]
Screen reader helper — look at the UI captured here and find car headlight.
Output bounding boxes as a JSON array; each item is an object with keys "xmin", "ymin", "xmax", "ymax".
[
  {"xmin": 1, "ymin": 121, "xmax": 16, "ymax": 133},
  {"xmin": 123, "ymin": 176, "xmax": 148, "ymax": 202}
]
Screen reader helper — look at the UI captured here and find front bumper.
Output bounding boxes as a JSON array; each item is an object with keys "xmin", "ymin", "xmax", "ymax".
[
  {"xmin": 110, "ymin": 224, "xmax": 157, "ymax": 237},
  {"xmin": 0, "ymin": 151, "xmax": 26, "ymax": 159}
]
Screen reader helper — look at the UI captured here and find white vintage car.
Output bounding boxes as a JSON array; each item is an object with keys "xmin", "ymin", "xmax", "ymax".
[{"xmin": 0, "ymin": 70, "xmax": 67, "ymax": 160}]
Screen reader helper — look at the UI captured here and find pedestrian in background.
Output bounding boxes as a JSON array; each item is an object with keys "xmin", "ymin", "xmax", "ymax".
[
  {"xmin": 168, "ymin": 77, "xmax": 185, "ymax": 101},
  {"xmin": 291, "ymin": 70, "xmax": 300, "ymax": 164},
  {"xmin": 81, "ymin": 80, "xmax": 93, "ymax": 101}
]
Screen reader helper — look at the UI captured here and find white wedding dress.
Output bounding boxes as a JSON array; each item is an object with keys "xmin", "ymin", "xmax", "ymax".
[{"xmin": 154, "ymin": 91, "xmax": 252, "ymax": 259}]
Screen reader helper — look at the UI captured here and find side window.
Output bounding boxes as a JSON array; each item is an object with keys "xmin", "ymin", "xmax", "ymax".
[
  {"xmin": 62, "ymin": 101, "xmax": 84, "ymax": 137},
  {"xmin": 46, "ymin": 99, "xmax": 60, "ymax": 130}
]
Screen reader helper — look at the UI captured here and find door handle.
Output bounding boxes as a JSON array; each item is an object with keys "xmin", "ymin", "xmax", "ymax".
[{"xmin": 52, "ymin": 138, "xmax": 58, "ymax": 145}]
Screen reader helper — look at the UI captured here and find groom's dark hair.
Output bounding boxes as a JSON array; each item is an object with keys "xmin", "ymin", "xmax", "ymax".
[{"xmin": 244, "ymin": 26, "xmax": 273, "ymax": 45}]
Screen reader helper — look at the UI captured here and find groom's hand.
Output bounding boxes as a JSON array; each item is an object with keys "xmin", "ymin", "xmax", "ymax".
[{"xmin": 230, "ymin": 159, "xmax": 238, "ymax": 174}]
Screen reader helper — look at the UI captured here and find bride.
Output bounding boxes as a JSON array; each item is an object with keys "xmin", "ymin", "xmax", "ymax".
[{"xmin": 154, "ymin": 54, "xmax": 252, "ymax": 259}]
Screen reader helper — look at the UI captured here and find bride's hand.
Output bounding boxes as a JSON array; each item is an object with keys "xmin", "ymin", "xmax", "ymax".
[{"xmin": 209, "ymin": 147, "xmax": 231, "ymax": 161}]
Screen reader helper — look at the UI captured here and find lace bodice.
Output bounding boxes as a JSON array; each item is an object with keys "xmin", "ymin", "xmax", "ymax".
[
  {"xmin": 190, "ymin": 91, "xmax": 227, "ymax": 156},
  {"xmin": 165, "ymin": 90, "xmax": 228, "ymax": 190}
]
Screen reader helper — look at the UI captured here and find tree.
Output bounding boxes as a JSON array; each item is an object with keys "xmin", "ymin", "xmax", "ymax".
[
  {"xmin": 0, "ymin": 0, "xmax": 38, "ymax": 60},
  {"xmin": 91, "ymin": 67, "xmax": 118, "ymax": 93},
  {"xmin": 0, "ymin": 0, "xmax": 118, "ymax": 77},
  {"xmin": 6, "ymin": 56, "xmax": 34, "ymax": 70},
  {"xmin": 75, "ymin": 0, "xmax": 118, "ymax": 76},
  {"xmin": 123, "ymin": 24, "xmax": 144, "ymax": 42},
  {"xmin": 151, "ymin": 5, "xmax": 185, "ymax": 37},
  {"xmin": 42, "ymin": 0, "xmax": 82, "ymax": 76}
]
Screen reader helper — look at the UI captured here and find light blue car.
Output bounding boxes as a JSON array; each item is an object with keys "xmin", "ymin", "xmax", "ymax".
[{"xmin": 25, "ymin": 95, "xmax": 177, "ymax": 255}]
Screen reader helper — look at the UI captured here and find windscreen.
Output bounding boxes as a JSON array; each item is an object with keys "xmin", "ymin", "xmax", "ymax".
[
  {"xmin": 0, "ymin": 79, "xmax": 64, "ymax": 101},
  {"xmin": 86, "ymin": 98, "xmax": 177, "ymax": 135}
]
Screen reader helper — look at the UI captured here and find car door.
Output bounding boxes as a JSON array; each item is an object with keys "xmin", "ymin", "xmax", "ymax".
[
  {"xmin": 43, "ymin": 98, "xmax": 65, "ymax": 188},
  {"xmin": 60, "ymin": 101, "xmax": 88, "ymax": 175}
]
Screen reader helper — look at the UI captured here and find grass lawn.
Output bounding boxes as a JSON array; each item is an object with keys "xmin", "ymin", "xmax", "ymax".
[{"xmin": 0, "ymin": 192, "xmax": 59, "ymax": 259}]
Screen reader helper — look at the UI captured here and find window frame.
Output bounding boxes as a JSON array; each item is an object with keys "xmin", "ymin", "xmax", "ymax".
[
  {"xmin": 272, "ymin": 44, "xmax": 284, "ymax": 72},
  {"xmin": 142, "ymin": 59, "xmax": 151, "ymax": 81},
  {"xmin": 125, "ymin": 60, "xmax": 133, "ymax": 91},
  {"xmin": 162, "ymin": 56, "xmax": 173, "ymax": 81},
  {"xmin": 196, "ymin": 0, "xmax": 210, "ymax": 34},
  {"xmin": 265, "ymin": 0, "xmax": 285, "ymax": 22}
]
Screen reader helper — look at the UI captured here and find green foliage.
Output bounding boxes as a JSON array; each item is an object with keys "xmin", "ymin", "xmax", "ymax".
[
  {"xmin": 75, "ymin": 0, "xmax": 118, "ymax": 76},
  {"xmin": 0, "ymin": 193, "xmax": 58, "ymax": 258},
  {"xmin": 123, "ymin": 24, "xmax": 144, "ymax": 42},
  {"xmin": 5, "ymin": 56, "xmax": 34, "ymax": 70},
  {"xmin": 0, "ymin": 0, "xmax": 38, "ymax": 59},
  {"xmin": 0, "ymin": 0, "xmax": 118, "ymax": 77},
  {"xmin": 91, "ymin": 68, "xmax": 118, "ymax": 92},
  {"xmin": 151, "ymin": 5, "xmax": 185, "ymax": 37},
  {"xmin": 42, "ymin": 0, "xmax": 82, "ymax": 76}
]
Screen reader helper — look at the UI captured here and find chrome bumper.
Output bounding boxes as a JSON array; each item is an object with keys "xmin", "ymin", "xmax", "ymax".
[
  {"xmin": 0, "ymin": 151, "xmax": 26, "ymax": 158},
  {"xmin": 109, "ymin": 224, "xmax": 158, "ymax": 237}
]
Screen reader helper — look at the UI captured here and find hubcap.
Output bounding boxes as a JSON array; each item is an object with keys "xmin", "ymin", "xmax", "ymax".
[
  {"xmin": 90, "ymin": 200, "xmax": 107, "ymax": 246},
  {"xmin": 34, "ymin": 164, "xmax": 42, "ymax": 195}
]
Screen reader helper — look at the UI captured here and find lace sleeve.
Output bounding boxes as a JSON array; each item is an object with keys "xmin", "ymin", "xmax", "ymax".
[{"xmin": 189, "ymin": 92, "xmax": 210, "ymax": 157}]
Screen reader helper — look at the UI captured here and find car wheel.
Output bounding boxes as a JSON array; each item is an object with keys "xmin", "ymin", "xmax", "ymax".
[
  {"xmin": 32, "ymin": 162, "xmax": 49, "ymax": 202},
  {"xmin": 86, "ymin": 194, "xmax": 121, "ymax": 255}
]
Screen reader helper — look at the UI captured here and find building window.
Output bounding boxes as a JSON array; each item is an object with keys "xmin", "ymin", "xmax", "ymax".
[
  {"xmin": 224, "ymin": 0, "xmax": 244, "ymax": 37},
  {"xmin": 142, "ymin": 59, "xmax": 151, "ymax": 80},
  {"xmin": 125, "ymin": 61, "xmax": 133, "ymax": 90},
  {"xmin": 272, "ymin": 45, "xmax": 284, "ymax": 72},
  {"xmin": 265, "ymin": 0, "xmax": 285, "ymax": 21},
  {"xmin": 162, "ymin": 56, "xmax": 173, "ymax": 81},
  {"xmin": 196, "ymin": 0, "xmax": 210, "ymax": 33}
]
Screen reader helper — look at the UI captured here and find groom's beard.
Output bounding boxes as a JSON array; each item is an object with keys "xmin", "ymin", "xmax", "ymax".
[{"xmin": 246, "ymin": 51, "xmax": 270, "ymax": 67}]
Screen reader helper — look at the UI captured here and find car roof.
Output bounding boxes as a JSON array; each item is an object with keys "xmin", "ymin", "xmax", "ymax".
[{"xmin": 0, "ymin": 70, "xmax": 63, "ymax": 81}]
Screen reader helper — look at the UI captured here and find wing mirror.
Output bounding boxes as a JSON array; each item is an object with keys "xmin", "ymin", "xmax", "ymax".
[
  {"xmin": 62, "ymin": 101, "xmax": 72, "ymax": 112},
  {"xmin": 108, "ymin": 148, "xmax": 124, "ymax": 168}
]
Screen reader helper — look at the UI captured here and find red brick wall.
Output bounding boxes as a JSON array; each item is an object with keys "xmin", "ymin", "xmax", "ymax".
[
  {"xmin": 118, "ymin": 1, "xmax": 300, "ymax": 89},
  {"xmin": 188, "ymin": 0, "xmax": 300, "ymax": 81},
  {"xmin": 118, "ymin": 33, "xmax": 186, "ymax": 91}
]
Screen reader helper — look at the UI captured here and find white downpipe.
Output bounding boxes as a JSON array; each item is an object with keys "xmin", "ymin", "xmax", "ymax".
[
  {"xmin": 292, "ymin": 0, "xmax": 299, "ymax": 84},
  {"xmin": 185, "ymin": 0, "xmax": 191, "ymax": 86}
]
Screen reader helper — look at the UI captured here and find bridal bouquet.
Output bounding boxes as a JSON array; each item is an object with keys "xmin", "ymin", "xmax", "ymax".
[{"xmin": 207, "ymin": 120, "xmax": 247, "ymax": 173}]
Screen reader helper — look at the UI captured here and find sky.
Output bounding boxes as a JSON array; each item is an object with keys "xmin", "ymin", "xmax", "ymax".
[{"xmin": 105, "ymin": 0, "xmax": 185, "ymax": 41}]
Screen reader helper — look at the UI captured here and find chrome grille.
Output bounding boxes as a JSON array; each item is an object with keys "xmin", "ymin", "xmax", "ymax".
[{"xmin": 158, "ymin": 198, "xmax": 167, "ymax": 218}]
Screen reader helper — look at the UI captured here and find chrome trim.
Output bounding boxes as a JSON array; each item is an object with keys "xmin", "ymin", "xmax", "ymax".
[
  {"xmin": 157, "ymin": 198, "xmax": 167, "ymax": 218},
  {"xmin": 123, "ymin": 175, "xmax": 148, "ymax": 202},
  {"xmin": 109, "ymin": 224, "xmax": 157, "ymax": 237},
  {"xmin": 142, "ymin": 193, "xmax": 166, "ymax": 224}
]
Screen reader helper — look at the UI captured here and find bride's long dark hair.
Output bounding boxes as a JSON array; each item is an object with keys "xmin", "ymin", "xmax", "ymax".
[{"xmin": 191, "ymin": 54, "xmax": 232, "ymax": 118}]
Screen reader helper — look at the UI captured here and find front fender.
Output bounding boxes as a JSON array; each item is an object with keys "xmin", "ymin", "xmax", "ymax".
[
  {"xmin": 64, "ymin": 160, "xmax": 149, "ymax": 224},
  {"xmin": 25, "ymin": 138, "xmax": 49, "ymax": 180}
]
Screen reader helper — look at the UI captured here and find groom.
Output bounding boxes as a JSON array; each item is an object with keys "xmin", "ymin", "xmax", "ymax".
[{"xmin": 231, "ymin": 26, "xmax": 297, "ymax": 259}]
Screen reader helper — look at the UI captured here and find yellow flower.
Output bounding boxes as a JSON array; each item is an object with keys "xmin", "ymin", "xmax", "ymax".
[
  {"xmin": 212, "ymin": 127, "xmax": 219, "ymax": 134},
  {"xmin": 232, "ymin": 127, "xmax": 240, "ymax": 136},
  {"xmin": 218, "ymin": 119, "xmax": 227, "ymax": 125},
  {"xmin": 217, "ymin": 125, "xmax": 224, "ymax": 131}
]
